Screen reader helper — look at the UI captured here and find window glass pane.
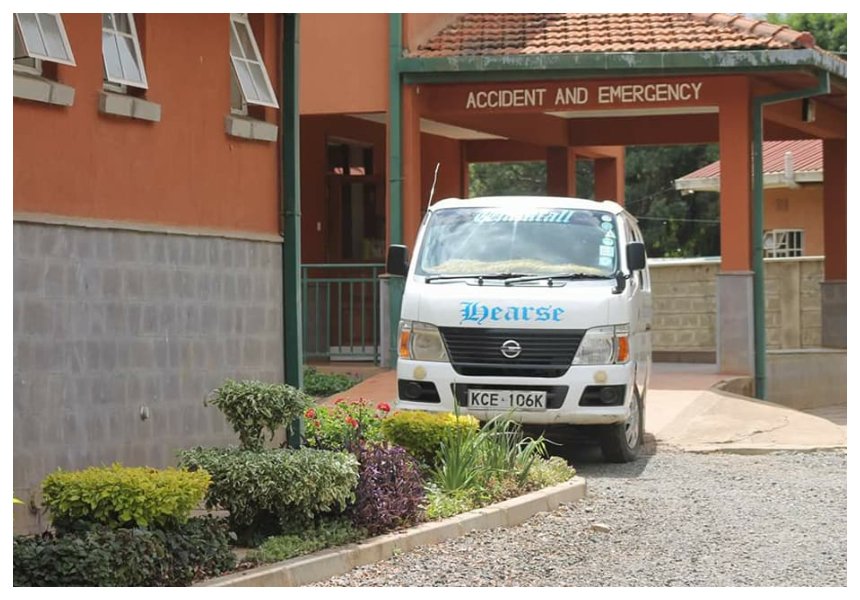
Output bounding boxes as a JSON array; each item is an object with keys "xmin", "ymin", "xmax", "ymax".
[
  {"xmin": 229, "ymin": 25, "xmax": 241, "ymax": 57},
  {"xmin": 117, "ymin": 35, "xmax": 142, "ymax": 83},
  {"xmin": 114, "ymin": 13, "xmax": 131, "ymax": 34},
  {"xmin": 37, "ymin": 13, "xmax": 69, "ymax": 61},
  {"xmin": 230, "ymin": 71, "xmax": 245, "ymax": 112},
  {"xmin": 234, "ymin": 59, "xmax": 259, "ymax": 102},
  {"xmin": 102, "ymin": 31, "xmax": 123, "ymax": 80},
  {"xmin": 248, "ymin": 62, "xmax": 274, "ymax": 104},
  {"xmin": 102, "ymin": 13, "xmax": 114, "ymax": 29},
  {"xmin": 18, "ymin": 14, "xmax": 47, "ymax": 56},
  {"xmin": 235, "ymin": 22, "xmax": 256, "ymax": 60}
]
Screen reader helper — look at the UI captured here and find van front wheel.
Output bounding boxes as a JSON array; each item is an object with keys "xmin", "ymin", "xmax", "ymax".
[{"xmin": 599, "ymin": 389, "xmax": 643, "ymax": 463}]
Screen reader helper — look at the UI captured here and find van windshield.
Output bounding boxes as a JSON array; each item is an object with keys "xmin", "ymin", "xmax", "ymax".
[{"xmin": 416, "ymin": 207, "xmax": 619, "ymax": 278}]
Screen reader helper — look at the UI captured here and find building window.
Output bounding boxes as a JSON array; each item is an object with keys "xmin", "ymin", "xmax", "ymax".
[
  {"xmin": 229, "ymin": 14, "xmax": 278, "ymax": 109},
  {"xmin": 102, "ymin": 13, "xmax": 147, "ymax": 90},
  {"xmin": 13, "ymin": 13, "xmax": 75, "ymax": 66},
  {"xmin": 764, "ymin": 229, "xmax": 804, "ymax": 258},
  {"xmin": 13, "ymin": 18, "xmax": 41, "ymax": 75}
]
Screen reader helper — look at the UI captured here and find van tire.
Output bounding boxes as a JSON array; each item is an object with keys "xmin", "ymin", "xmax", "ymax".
[{"xmin": 599, "ymin": 388, "xmax": 643, "ymax": 463}]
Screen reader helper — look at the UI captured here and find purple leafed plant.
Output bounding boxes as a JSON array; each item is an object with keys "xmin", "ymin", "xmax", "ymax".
[{"xmin": 351, "ymin": 442, "xmax": 426, "ymax": 536}]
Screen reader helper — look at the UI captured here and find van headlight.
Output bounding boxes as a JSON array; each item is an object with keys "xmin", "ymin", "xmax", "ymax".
[
  {"xmin": 573, "ymin": 324, "xmax": 630, "ymax": 365},
  {"xmin": 399, "ymin": 321, "xmax": 449, "ymax": 362}
]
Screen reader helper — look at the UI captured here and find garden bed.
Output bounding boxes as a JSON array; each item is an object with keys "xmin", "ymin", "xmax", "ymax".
[{"xmin": 13, "ymin": 378, "xmax": 577, "ymax": 587}]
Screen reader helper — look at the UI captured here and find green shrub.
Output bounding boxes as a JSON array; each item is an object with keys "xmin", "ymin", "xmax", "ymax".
[
  {"xmin": 303, "ymin": 367, "xmax": 360, "ymax": 397},
  {"xmin": 41, "ymin": 464, "xmax": 210, "ymax": 531},
  {"xmin": 380, "ymin": 411, "xmax": 480, "ymax": 467},
  {"xmin": 14, "ymin": 527, "xmax": 168, "ymax": 587},
  {"xmin": 205, "ymin": 379, "xmax": 312, "ymax": 451},
  {"xmin": 524, "ymin": 456, "xmax": 577, "ymax": 490},
  {"xmin": 423, "ymin": 486, "xmax": 478, "ymax": 521},
  {"xmin": 13, "ymin": 518, "xmax": 235, "ymax": 587},
  {"xmin": 245, "ymin": 518, "xmax": 366, "ymax": 565},
  {"xmin": 177, "ymin": 447, "xmax": 359, "ymax": 544},
  {"xmin": 153, "ymin": 517, "xmax": 237, "ymax": 585}
]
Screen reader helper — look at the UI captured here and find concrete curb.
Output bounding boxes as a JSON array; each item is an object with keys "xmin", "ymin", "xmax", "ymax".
[{"xmin": 197, "ymin": 476, "xmax": 587, "ymax": 587}]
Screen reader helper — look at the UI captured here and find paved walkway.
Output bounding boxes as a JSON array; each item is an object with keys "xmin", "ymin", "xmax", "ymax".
[{"xmin": 317, "ymin": 363, "xmax": 846, "ymax": 452}]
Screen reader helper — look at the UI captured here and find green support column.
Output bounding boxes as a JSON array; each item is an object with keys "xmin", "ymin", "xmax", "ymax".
[
  {"xmin": 282, "ymin": 14, "xmax": 304, "ymax": 446},
  {"xmin": 751, "ymin": 71, "xmax": 829, "ymax": 400},
  {"xmin": 387, "ymin": 14, "xmax": 404, "ymax": 367}
]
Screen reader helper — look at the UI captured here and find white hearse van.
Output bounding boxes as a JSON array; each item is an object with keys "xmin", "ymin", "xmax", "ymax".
[{"xmin": 386, "ymin": 196, "xmax": 652, "ymax": 462}]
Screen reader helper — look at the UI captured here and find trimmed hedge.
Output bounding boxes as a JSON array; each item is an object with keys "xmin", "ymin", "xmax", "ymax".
[
  {"xmin": 205, "ymin": 379, "xmax": 312, "ymax": 451},
  {"xmin": 41, "ymin": 464, "xmax": 210, "ymax": 531},
  {"xmin": 380, "ymin": 411, "xmax": 480, "ymax": 467},
  {"xmin": 12, "ymin": 517, "xmax": 235, "ymax": 587},
  {"xmin": 177, "ymin": 446, "xmax": 359, "ymax": 543}
]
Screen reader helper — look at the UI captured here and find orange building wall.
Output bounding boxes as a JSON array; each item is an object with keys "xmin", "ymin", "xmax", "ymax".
[
  {"xmin": 13, "ymin": 13, "xmax": 281, "ymax": 235},
  {"xmin": 764, "ymin": 185, "xmax": 824, "ymax": 256},
  {"xmin": 299, "ymin": 14, "xmax": 388, "ymax": 115},
  {"xmin": 299, "ymin": 115, "xmax": 387, "ymax": 263}
]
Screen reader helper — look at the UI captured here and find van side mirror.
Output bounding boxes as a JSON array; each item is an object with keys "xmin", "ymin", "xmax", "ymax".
[
  {"xmin": 626, "ymin": 242, "xmax": 646, "ymax": 271},
  {"xmin": 386, "ymin": 244, "xmax": 409, "ymax": 277}
]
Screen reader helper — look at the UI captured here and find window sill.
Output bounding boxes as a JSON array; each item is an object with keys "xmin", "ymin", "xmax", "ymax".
[
  {"xmin": 224, "ymin": 115, "xmax": 278, "ymax": 142},
  {"xmin": 13, "ymin": 73, "xmax": 75, "ymax": 107},
  {"xmin": 98, "ymin": 91, "xmax": 161, "ymax": 122}
]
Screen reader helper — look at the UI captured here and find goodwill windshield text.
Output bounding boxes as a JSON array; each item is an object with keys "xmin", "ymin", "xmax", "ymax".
[{"xmin": 465, "ymin": 82, "xmax": 703, "ymax": 110}]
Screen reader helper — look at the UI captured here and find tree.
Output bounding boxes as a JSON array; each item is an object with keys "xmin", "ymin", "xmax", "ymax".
[{"xmin": 766, "ymin": 13, "xmax": 847, "ymax": 55}]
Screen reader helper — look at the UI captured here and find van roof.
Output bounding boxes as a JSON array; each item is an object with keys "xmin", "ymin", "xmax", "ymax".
[{"xmin": 428, "ymin": 196, "xmax": 626, "ymax": 215}]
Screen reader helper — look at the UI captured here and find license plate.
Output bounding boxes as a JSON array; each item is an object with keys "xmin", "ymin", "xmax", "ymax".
[{"xmin": 467, "ymin": 389, "xmax": 547, "ymax": 411}]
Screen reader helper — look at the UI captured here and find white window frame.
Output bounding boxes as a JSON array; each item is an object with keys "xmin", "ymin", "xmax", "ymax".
[
  {"xmin": 101, "ymin": 13, "xmax": 148, "ymax": 89},
  {"xmin": 13, "ymin": 18, "xmax": 42, "ymax": 76},
  {"xmin": 14, "ymin": 13, "xmax": 76, "ymax": 66},
  {"xmin": 764, "ymin": 229, "xmax": 804, "ymax": 258},
  {"xmin": 229, "ymin": 14, "xmax": 279, "ymax": 109}
]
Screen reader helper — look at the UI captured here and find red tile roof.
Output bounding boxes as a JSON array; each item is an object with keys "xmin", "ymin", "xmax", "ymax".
[
  {"xmin": 679, "ymin": 140, "xmax": 823, "ymax": 181},
  {"xmin": 413, "ymin": 13, "xmax": 822, "ymax": 57}
]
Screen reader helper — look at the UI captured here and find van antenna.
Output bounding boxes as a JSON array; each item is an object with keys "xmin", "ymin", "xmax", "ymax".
[{"xmin": 427, "ymin": 163, "xmax": 440, "ymax": 210}]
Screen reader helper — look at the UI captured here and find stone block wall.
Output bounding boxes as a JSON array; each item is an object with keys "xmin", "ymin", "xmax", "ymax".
[
  {"xmin": 13, "ymin": 222, "xmax": 284, "ymax": 532},
  {"xmin": 649, "ymin": 257, "xmax": 823, "ymax": 357}
]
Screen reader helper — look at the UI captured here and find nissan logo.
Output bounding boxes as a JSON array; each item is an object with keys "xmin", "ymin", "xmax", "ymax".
[{"xmin": 500, "ymin": 339, "xmax": 522, "ymax": 359}]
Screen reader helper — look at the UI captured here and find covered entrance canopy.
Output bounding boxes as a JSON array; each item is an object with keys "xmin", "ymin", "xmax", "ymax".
[{"xmin": 387, "ymin": 13, "xmax": 847, "ymax": 398}]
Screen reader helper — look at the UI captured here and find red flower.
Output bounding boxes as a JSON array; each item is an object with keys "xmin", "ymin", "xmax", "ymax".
[
  {"xmin": 376, "ymin": 402, "xmax": 391, "ymax": 413},
  {"xmin": 305, "ymin": 408, "xmax": 316, "ymax": 419},
  {"xmin": 345, "ymin": 416, "xmax": 359, "ymax": 429}
]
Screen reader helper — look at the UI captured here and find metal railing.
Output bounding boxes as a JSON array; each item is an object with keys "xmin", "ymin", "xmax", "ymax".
[{"xmin": 301, "ymin": 263, "xmax": 384, "ymax": 363}]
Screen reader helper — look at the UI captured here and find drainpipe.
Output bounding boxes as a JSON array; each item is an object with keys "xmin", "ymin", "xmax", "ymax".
[
  {"xmin": 387, "ymin": 13, "xmax": 404, "ymax": 367},
  {"xmin": 751, "ymin": 71, "xmax": 830, "ymax": 400},
  {"xmin": 281, "ymin": 14, "xmax": 304, "ymax": 446}
]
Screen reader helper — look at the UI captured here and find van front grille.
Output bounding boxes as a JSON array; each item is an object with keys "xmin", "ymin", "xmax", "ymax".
[{"xmin": 439, "ymin": 327, "xmax": 584, "ymax": 378}]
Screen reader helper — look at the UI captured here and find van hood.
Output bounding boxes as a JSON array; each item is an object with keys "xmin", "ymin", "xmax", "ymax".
[{"xmin": 403, "ymin": 279, "xmax": 623, "ymax": 330}]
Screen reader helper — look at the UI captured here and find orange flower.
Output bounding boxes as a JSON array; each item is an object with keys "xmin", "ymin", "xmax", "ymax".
[
  {"xmin": 345, "ymin": 416, "xmax": 359, "ymax": 429},
  {"xmin": 305, "ymin": 408, "xmax": 316, "ymax": 419}
]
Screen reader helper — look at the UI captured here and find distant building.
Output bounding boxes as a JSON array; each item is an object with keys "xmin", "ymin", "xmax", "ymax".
[{"xmin": 675, "ymin": 140, "xmax": 825, "ymax": 257}]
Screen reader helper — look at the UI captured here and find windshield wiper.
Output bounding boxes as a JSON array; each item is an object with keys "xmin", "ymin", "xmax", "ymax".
[
  {"xmin": 425, "ymin": 272, "xmax": 526, "ymax": 284},
  {"xmin": 503, "ymin": 272, "xmax": 612, "ymax": 286}
]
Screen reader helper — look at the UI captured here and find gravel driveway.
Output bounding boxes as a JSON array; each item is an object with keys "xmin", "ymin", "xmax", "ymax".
[{"xmin": 315, "ymin": 448, "xmax": 847, "ymax": 586}]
